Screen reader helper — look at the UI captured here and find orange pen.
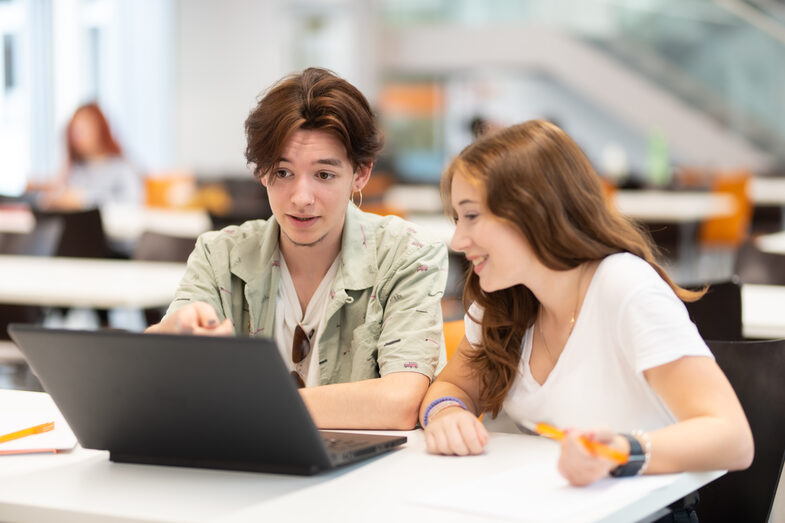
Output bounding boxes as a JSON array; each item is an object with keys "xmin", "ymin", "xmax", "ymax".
[
  {"xmin": 0, "ymin": 421, "xmax": 55, "ymax": 445},
  {"xmin": 519, "ymin": 421, "xmax": 629, "ymax": 465}
]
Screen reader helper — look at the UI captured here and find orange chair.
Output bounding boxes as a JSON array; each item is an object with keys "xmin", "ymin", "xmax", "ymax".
[
  {"xmin": 360, "ymin": 203, "xmax": 408, "ymax": 219},
  {"xmin": 443, "ymin": 319, "xmax": 465, "ymax": 360},
  {"xmin": 698, "ymin": 171, "xmax": 752, "ymax": 248},
  {"xmin": 598, "ymin": 176, "xmax": 617, "ymax": 205}
]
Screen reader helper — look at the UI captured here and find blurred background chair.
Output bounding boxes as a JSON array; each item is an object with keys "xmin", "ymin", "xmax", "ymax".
[
  {"xmin": 132, "ymin": 231, "xmax": 195, "ymax": 325},
  {"xmin": 132, "ymin": 230, "xmax": 195, "ymax": 263},
  {"xmin": 0, "ymin": 217, "xmax": 63, "ymax": 389},
  {"xmin": 698, "ymin": 171, "xmax": 752, "ymax": 250},
  {"xmin": 0, "ymin": 216, "xmax": 66, "ymax": 345},
  {"xmin": 644, "ymin": 222, "xmax": 682, "ymax": 262},
  {"xmin": 734, "ymin": 241, "xmax": 785, "ymax": 285},
  {"xmin": 207, "ymin": 178, "xmax": 272, "ymax": 229},
  {"xmin": 0, "ymin": 216, "xmax": 63, "ymax": 257},
  {"xmin": 751, "ymin": 205, "xmax": 783, "ymax": 235},
  {"xmin": 694, "ymin": 171, "xmax": 753, "ymax": 282},
  {"xmin": 683, "ymin": 278, "xmax": 743, "ymax": 341},
  {"xmin": 33, "ymin": 208, "xmax": 110, "ymax": 258},
  {"xmin": 443, "ymin": 318, "xmax": 465, "ymax": 361},
  {"xmin": 31, "ymin": 208, "xmax": 113, "ymax": 327},
  {"xmin": 698, "ymin": 338, "xmax": 785, "ymax": 523}
]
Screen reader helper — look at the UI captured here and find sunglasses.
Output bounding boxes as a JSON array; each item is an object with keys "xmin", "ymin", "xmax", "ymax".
[{"xmin": 291, "ymin": 323, "xmax": 314, "ymax": 389}]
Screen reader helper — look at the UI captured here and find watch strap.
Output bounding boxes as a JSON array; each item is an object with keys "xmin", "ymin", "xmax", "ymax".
[{"xmin": 610, "ymin": 433, "xmax": 645, "ymax": 477}]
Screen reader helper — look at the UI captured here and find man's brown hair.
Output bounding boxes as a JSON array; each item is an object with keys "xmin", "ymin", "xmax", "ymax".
[{"xmin": 245, "ymin": 68, "xmax": 383, "ymax": 179}]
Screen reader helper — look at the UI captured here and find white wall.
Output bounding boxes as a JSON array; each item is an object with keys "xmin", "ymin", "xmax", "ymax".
[
  {"xmin": 174, "ymin": 0, "xmax": 288, "ymax": 177},
  {"xmin": 173, "ymin": 0, "xmax": 376, "ymax": 178}
]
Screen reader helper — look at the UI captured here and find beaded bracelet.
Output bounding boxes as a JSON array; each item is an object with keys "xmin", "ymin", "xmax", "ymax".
[
  {"xmin": 422, "ymin": 396, "xmax": 468, "ymax": 427},
  {"xmin": 632, "ymin": 430, "xmax": 652, "ymax": 475}
]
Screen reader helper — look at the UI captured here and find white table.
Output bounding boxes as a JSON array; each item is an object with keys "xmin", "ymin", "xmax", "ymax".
[
  {"xmin": 754, "ymin": 230, "xmax": 785, "ymax": 256},
  {"xmin": 408, "ymin": 213, "xmax": 455, "ymax": 247},
  {"xmin": 0, "ymin": 207, "xmax": 35, "ymax": 234},
  {"xmin": 749, "ymin": 177, "xmax": 785, "ymax": 207},
  {"xmin": 0, "ymin": 390, "xmax": 720, "ymax": 523},
  {"xmin": 742, "ymin": 284, "xmax": 785, "ymax": 339},
  {"xmin": 384, "ymin": 184, "xmax": 443, "ymax": 214},
  {"xmin": 100, "ymin": 203, "xmax": 212, "ymax": 242},
  {"xmin": 613, "ymin": 190, "xmax": 736, "ymax": 223},
  {"xmin": 384, "ymin": 185, "xmax": 737, "ymax": 224},
  {"xmin": 383, "ymin": 187, "xmax": 736, "ymax": 248},
  {"xmin": 0, "ymin": 204, "xmax": 211, "ymax": 243},
  {"xmin": 0, "ymin": 255, "xmax": 186, "ymax": 309}
]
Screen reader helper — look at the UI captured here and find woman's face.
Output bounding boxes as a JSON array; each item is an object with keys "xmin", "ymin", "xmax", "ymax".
[
  {"xmin": 70, "ymin": 111, "xmax": 103, "ymax": 157},
  {"xmin": 450, "ymin": 173, "xmax": 539, "ymax": 293}
]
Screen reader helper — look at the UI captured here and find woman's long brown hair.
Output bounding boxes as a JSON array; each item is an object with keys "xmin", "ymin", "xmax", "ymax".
[{"xmin": 441, "ymin": 120, "xmax": 704, "ymax": 416}]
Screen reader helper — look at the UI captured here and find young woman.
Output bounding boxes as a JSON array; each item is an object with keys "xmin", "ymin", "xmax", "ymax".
[
  {"xmin": 34, "ymin": 103, "xmax": 142, "ymax": 210},
  {"xmin": 420, "ymin": 120, "xmax": 753, "ymax": 493}
]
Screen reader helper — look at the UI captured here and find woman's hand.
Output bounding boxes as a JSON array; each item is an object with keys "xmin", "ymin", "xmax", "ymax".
[
  {"xmin": 557, "ymin": 429, "xmax": 629, "ymax": 486},
  {"xmin": 424, "ymin": 406, "xmax": 488, "ymax": 456},
  {"xmin": 145, "ymin": 302, "xmax": 233, "ymax": 336}
]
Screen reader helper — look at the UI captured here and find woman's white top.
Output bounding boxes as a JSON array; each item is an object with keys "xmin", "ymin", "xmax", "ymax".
[
  {"xmin": 68, "ymin": 157, "xmax": 143, "ymax": 207},
  {"xmin": 465, "ymin": 253, "xmax": 712, "ymax": 433},
  {"xmin": 275, "ymin": 251, "xmax": 341, "ymax": 387}
]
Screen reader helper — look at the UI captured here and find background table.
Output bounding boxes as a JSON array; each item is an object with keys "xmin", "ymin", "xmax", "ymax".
[
  {"xmin": 0, "ymin": 255, "xmax": 186, "ymax": 309},
  {"xmin": 742, "ymin": 284, "xmax": 785, "ymax": 339},
  {"xmin": 0, "ymin": 204, "xmax": 211, "ymax": 243},
  {"xmin": 749, "ymin": 177, "xmax": 785, "ymax": 208},
  {"xmin": 0, "ymin": 206, "xmax": 35, "ymax": 234},
  {"xmin": 613, "ymin": 190, "xmax": 735, "ymax": 223},
  {"xmin": 755, "ymin": 230, "xmax": 785, "ymax": 256},
  {"xmin": 0, "ymin": 389, "xmax": 721, "ymax": 523},
  {"xmin": 100, "ymin": 203, "xmax": 212, "ymax": 242}
]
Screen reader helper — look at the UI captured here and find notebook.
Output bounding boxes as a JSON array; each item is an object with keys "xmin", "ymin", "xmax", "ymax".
[
  {"xmin": 8, "ymin": 324, "xmax": 406, "ymax": 475},
  {"xmin": 0, "ymin": 391, "xmax": 77, "ymax": 455}
]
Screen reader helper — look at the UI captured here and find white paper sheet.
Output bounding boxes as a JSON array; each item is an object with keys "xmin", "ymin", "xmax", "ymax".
[{"xmin": 413, "ymin": 461, "xmax": 680, "ymax": 522}]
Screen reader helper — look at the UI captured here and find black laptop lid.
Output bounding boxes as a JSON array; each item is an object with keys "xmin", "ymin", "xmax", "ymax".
[{"xmin": 8, "ymin": 325, "xmax": 334, "ymax": 473}]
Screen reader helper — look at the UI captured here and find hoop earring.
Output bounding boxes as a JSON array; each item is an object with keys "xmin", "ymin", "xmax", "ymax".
[{"xmin": 351, "ymin": 189, "xmax": 363, "ymax": 209}]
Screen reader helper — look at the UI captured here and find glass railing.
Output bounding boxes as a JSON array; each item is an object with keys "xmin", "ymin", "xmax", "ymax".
[
  {"xmin": 378, "ymin": 0, "xmax": 785, "ymax": 168},
  {"xmin": 601, "ymin": 0, "xmax": 785, "ymax": 162}
]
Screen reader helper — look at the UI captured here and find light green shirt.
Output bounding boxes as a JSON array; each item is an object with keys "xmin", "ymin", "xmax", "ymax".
[{"xmin": 166, "ymin": 204, "xmax": 448, "ymax": 385}]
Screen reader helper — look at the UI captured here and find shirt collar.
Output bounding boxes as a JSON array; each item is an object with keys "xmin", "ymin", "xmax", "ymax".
[{"xmin": 228, "ymin": 217, "xmax": 281, "ymax": 283}]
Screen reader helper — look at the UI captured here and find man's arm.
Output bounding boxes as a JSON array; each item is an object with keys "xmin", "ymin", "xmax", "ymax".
[{"xmin": 300, "ymin": 372, "xmax": 429, "ymax": 429}]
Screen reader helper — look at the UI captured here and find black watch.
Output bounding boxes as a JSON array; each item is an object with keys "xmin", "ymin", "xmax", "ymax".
[{"xmin": 610, "ymin": 433, "xmax": 646, "ymax": 477}]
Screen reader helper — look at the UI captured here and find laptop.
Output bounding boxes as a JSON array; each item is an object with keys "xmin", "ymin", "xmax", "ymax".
[{"xmin": 7, "ymin": 324, "xmax": 407, "ymax": 475}]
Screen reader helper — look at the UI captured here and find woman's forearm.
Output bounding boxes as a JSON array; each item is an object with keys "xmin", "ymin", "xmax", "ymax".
[{"xmin": 642, "ymin": 416, "xmax": 754, "ymax": 474}]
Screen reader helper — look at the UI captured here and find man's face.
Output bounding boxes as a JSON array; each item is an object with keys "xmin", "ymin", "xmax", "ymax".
[{"xmin": 262, "ymin": 129, "xmax": 370, "ymax": 257}]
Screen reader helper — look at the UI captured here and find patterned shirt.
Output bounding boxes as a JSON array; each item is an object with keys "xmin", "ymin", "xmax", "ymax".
[{"xmin": 165, "ymin": 203, "xmax": 448, "ymax": 384}]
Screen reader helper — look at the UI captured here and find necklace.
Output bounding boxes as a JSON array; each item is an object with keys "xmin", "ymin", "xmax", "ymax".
[{"xmin": 537, "ymin": 263, "xmax": 587, "ymax": 364}]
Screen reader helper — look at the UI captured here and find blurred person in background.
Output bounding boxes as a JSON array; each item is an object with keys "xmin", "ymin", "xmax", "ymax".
[
  {"xmin": 29, "ymin": 102, "xmax": 142, "ymax": 210},
  {"xmin": 468, "ymin": 115, "xmax": 504, "ymax": 140},
  {"xmin": 147, "ymin": 68, "xmax": 448, "ymax": 430}
]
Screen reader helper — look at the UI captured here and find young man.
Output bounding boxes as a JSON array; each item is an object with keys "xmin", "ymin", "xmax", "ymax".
[{"xmin": 147, "ymin": 68, "xmax": 448, "ymax": 430}]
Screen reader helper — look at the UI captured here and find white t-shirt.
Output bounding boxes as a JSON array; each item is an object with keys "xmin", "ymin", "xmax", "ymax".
[
  {"xmin": 275, "ymin": 252, "xmax": 341, "ymax": 387},
  {"xmin": 465, "ymin": 253, "xmax": 712, "ymax": 433},
  {"xmin": 68, "ymin": 157, "xmax": 143, "ymax": 207}
]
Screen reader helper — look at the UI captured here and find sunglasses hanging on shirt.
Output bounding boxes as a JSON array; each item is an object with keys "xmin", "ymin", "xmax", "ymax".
[{"xmin": 291, "ymin": 323, "xmax": 315, "ymax": 389}]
